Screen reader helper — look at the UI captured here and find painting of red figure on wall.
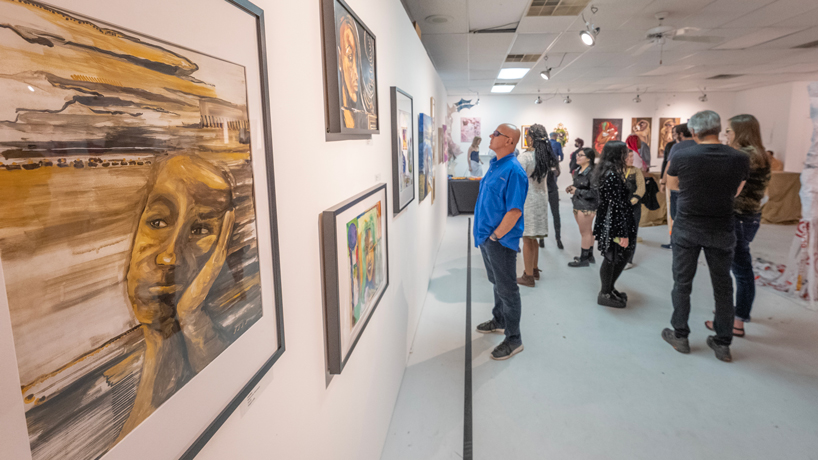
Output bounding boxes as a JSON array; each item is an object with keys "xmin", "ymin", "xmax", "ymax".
[{"xmin": 592, "ymin": 118, "xmax": 622, "ymax": 154}]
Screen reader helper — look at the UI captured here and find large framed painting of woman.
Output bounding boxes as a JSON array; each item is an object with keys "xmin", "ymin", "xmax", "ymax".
[{"xmin": 0, "ymin": 0, "xmax": 285, "ymax": 458}]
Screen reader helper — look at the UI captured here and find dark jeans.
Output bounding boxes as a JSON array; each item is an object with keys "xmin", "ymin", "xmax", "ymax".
[
  {"xmin": 669, "ymin": 190, "xmax": 679, "ymax": 220},
  {"xmin": 547, "ymin": 173, "xmax": 561, "ymax": 240},
  {"xmin": 671, "ymin": 225, "xmax": 736, "ymax": 346},
  {"xmin": 734, "ymin": 213, "xmax": 761, "ymax": 322},
  {"xmin": 480, "ymin": 239, "xmax": 522, "ymax": 345},
  {"xmin": 628, "ymin": 204, "xmax": 641, "ymax": 263},
  {"xmin": 600, "ymin": 244, "xmax": 632, "ymax": 294}
]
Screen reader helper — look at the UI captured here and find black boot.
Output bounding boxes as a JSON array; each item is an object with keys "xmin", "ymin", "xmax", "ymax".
[
  {"xmin": 568, "ymin": 248, "xmax": 590, "ymax": 267},
  {"xmin": 588, "ymin": 251, "xmax": 596, "ymax": 264}
]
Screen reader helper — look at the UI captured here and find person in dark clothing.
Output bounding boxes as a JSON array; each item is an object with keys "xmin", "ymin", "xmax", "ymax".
[
  {"xmin": 545, "ymin": 135, "xmax": 563, "ymax": 249},
  {"xmin": 592, "ymin": 141, "xmax": 635, "ymax": 308},
  {"xmin": 660, "ymin": 129, "xmax": 677, "ymax": 179},
  {"xmin": 660, "ymin": 124, "xmax": 696, "ymax": 249},
  {"xmin": 661, "ymin": 110, "xmax": 749, "ymax": 363},
  {"xmin": 624, "ymin": 140, "xmax": 645, "ymax": 269},
  {"xmin": 568, "ymin": 138, "xmax": 585, "ymax": 174},
  {"xmin": 567, "ymin": 147, "xmax": 598, "ymax": 267},
  {"xmin": 549, "ymin": 132, "xmax": 564, "ymax": 162},
  {"xmin": 704, "ymin": 114, "xmax": 771, "ymax": 338}
]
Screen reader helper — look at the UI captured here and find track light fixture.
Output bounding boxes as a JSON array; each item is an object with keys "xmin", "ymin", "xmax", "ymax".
[
  {"xmin": 580, "ymin": 13, "xmax": 600, "ymax": 46},
  {"xmin": 698, "ymin": 88, "xmax": 708, "ymax": 102},
  {"xmin": 633, "ymin": 94, "xmax": 641, "ymax": 103},
  {"xmin": 564, "ymin": 95, "xmax": 572, "ymax": 104},
  {"xmin": 540, "ymin": 68, "xmax": 551, "ymax": 80},
  {"xmin": 534, "ymin": 96, "xmax": 543, "ymax": 104}
]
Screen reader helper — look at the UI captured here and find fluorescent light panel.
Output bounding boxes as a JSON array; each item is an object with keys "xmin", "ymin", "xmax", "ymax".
[
  {"xmin": 491, "ymin": 85, "xmax": 515, "ymax": 93},
  {"xmin": 497, "ymin": 68, "xmax": 530, "ymax": 79}
]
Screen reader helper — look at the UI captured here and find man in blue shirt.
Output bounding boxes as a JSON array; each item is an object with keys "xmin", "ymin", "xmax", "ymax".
[
  {"xmin": 474, "ymin": 123, "xmax": 529, "ymax": 360},
  {"xmin": 549, "ymin": 132, "xmax": 564, "ymax": 162}
]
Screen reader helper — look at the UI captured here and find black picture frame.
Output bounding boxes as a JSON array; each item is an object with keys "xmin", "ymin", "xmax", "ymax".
[
  {"xmin": 180, "ymin": 0, "xmax": 285, "ymax": 457},
  {"xmin": 391, "ymin": 87, "xmax": 415, "ymax": 214},
  {"xmin": 320, "ymin": 184, "xmax": 390, "ymax": 375},
  {"xmin": 321, "ymin": 0, "xmax": 380, "ymax": 137}
]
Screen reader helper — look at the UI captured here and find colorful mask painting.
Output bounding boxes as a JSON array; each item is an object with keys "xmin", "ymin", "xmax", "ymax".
[{"xmin": 592, "ymin": 119, "xmax": 623, "ymax": 155}]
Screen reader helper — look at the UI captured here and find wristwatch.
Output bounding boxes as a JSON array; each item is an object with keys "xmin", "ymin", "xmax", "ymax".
[{"xmin": 490, "ymin": 232, "xmax": 499, "ymax": 241}]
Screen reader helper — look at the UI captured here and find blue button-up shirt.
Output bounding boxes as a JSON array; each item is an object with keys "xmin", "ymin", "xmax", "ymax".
[
  {"xmin": 473, "ymin": 154, "xmax": 528, "ymax": 251},
  {"xmin": 550, "ymin": 139, "xmax": 564, "ymax": 162}
]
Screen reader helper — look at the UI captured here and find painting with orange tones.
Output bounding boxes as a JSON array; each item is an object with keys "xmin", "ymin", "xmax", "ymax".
[
  {"xmin": 0, "ymin": 1, "xmax": 267, "ymax": 458},
  {"xmin": 592, "ymin": 118, "xmax": 622, "ymax": 155},
  {"xmin": 658, "ymin": 117, "xmax": 681, "ymax": 157}
]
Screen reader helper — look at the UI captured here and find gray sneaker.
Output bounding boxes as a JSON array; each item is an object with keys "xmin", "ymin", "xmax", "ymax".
[
  {"xmin": 662, "ymin": 328, "xmax": 690, "ymax": 354},
  {"xmin": 707, "ymin": 336, "xmax": 733, "ymax": 362},
  {"xmin": 476, "ymin": 319, "xmax": 504, "ymax": 334},
  {"xmin": 490, "ymin": 340, "xmax": 524, "ymax": 360}
]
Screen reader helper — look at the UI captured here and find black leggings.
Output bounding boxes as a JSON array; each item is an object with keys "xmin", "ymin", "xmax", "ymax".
[
  {"xmin": 600, "ymin": 244, "xmax": 632, "ymax": 294},
  {"xmin": 547, "ymin": 173, "xmax": 561, "ymax": 239},
  {"xmin": 628, "ymin": 204, "xmax": 641, "ymax": 263}
]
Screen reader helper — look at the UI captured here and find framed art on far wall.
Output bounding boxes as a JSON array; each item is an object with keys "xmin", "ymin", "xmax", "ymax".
[
  {"xmin": 418, "ymin": 113, "xmax": 434, "ymax": 202},
  {"xmin": 592, "ymin": 118, "xmax": 623, "ymax": 155},
  {"xmin": 658, "ymin": 117, "xmax": 681, "ymax": 157},
  {"xmin": 391, "ymin": 87, "xmax": 414, "ymax": 213},
  {"xmin": 321, "ymin": 0, "xmax": 379, "ymax": 135},
  {"xmin": 521, "ymin": 125, "xmax": 532, "ymax": 149},
  {"xmin": 631, "ymin": 117, "xmax": 652, "ymax": 150},
  {"xmin": 0, "ymin": 0, "xmax": 285, "ymax": 459},
  {"xmin": 321, "ymin": 184, "xmax": 389, "ymax": 375}
]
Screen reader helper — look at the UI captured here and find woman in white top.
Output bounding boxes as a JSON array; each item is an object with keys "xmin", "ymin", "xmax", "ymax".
[
  {"xmin": 468, "ymin": 136, "xmax": 483, "ymax": 176},
  {"xmin": 516, "ymin": 123, "xmax": 552, "ymax": 287}
]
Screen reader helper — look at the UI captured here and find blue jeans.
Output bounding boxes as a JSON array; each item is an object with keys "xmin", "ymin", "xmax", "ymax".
[
  {"xmin": 733, "ymin": 213, "xmax": 761, "ymax": 322},
  {"xmin": 671, "ymin": 224, "xmax": 736, "ymax": 346},
  {"xmin": 480, "ymin": 239, "xmax": 522, "ymax": 345}
]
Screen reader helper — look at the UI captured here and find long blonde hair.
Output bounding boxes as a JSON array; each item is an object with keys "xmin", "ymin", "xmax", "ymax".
[{"xmin": 470, "ymin": 136, "xmax": 481, "ymax": 150}]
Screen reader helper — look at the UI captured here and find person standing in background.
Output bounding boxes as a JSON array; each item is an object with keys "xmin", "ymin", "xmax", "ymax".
[
  {"xmin": 767, "ymin": 150, "xmax": 784, "ymax": 171},
  {"xmin": 546, "ymin": 132, "xmax": 564, "ymax": 249},
  {"xmin": 704, "ymin": 114, "xmax": 771, "ymax": 338},
  {"xmin": 623, "ymin": 139, "xmax": 646, "ymax": 270},
  {"xmin": 516, "ymin": 124, "xmax": 551, "ymax": 287},
  {"xmin": 568, "ymin": 138, "xmax": 585, "ymax": 174},
  {"xmin": 567, "ymin": 147, "xmax": 598, "ymax": 267},
  {"xmin": 660, "ymin": 124, "xmax": 696, "ymax": 250},
  {"xmin": 474, "ymin": 124, "xmax": 528, "ymax": 360},
  {"xmin": 468, "ymin": 136, "xmax": 483, "ymax": 177},
  {"xmin": 549, "ymin": 132, "xmax": 564, "ymax": 162},
  {"xmin": 662, "ymin": 110, "xmax": 748, "ymax": 363},
  {"xmin": 593, "ymin": 141, "xmax": 636, "ymax": 309}
]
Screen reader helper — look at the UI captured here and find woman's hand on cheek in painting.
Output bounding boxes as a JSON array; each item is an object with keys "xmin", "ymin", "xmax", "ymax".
[{"xmin": 177, "ymin": 209, "xmax": 235, "ymax": 322}]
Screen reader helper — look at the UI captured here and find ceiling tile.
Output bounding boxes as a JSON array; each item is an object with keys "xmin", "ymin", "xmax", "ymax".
[
  {"xmin": 721, "ymin": 0, "xmax": 818, "ymax": 29},
  {"xmin": 510, "ymin": 33, "xmax": 560, "ymax": 54}
]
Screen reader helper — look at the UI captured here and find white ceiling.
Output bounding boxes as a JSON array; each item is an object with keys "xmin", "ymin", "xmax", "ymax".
[{"xmin": 403, "ymin": 0, "xmax": 818, "ymax": 96}]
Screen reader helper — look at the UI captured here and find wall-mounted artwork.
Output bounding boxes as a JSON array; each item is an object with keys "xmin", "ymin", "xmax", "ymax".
[
  {"xmin": 658, "ymin": 118, "xmax": 681, "ymax": 157},
  {"xmin": 632, "ymin": 118, "xmax": 652, "ymax": 150},
  {"xmin": 419, "ymin": 113, "xmax": 434, "ymax": 202},
  {"xmin": 390, "ymin": 87, "xmax": 414, "ymax": 213},
  {"xmin": 553, "ymin": 123, "xmax": 569, "ymax": 147},
  {"xmin": 0, "ymin": 0, "xmax": 284, "ymax": 459},
  {"xmin": 461, "ymin": 117, "xmax": 481, "ymax": 142},
  {"xmin": 443, "ymin": 125, "xmax": 450, "ymax": 163},
  {"xmin": 322, "ymin": 0, "xmax": 379, "ymax": 135},
  {"xmin": 592, "ymin": 118, "xmax": 623, "ymax": 155},
  {"xmin": 521, "ymin": 125, "xmax": 532, "ymax": 149},
  {"xmin": 321, "ymin": 184, "xmax": 389, "ymax": 374}
]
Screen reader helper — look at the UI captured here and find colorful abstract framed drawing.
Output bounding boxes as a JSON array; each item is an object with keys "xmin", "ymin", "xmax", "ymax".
[
  {"xmin": 592, "ymin": 118, "xmax": 623, "ymax": 155},
  {"xmin": 321, "ymin": 0, "xmax": 379, "ymax": 136},
  {"xmin": 321, "ymin": 184, "xmax": 389, "ymax": 375},
  {"xmin": 0, "ymin": 1, "xmax": 285, "ymax": 459},
  {"xmin": 390, "ymin": 87, "xmax": 414, "ymax": 214},
  {"xmin": 461, "ymin": 117, "xmax": 481, "ymax": 142},
  {"xmin": 418, "ymin": 113, "xmax": 434, "ymax": 202}
]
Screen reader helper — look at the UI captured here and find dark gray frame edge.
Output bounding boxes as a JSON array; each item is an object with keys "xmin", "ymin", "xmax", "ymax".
[
  {"xmin": 320, "ymin": 183, "xmax": 390, "ymax": 375},
  {"xmin": 390, "ymin": 87, "xmax": 414, "ymax": 215},
  {"xmin": 180, "ymin": 0, "xmax": 285, "ymax": 458},
  {"xmin": 320, "ymin": 0, "xmax": 380, "ymax": 136}
]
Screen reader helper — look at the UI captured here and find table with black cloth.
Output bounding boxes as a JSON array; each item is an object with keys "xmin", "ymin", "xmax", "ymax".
[{"xmin": 448, "ymin": 177, "xmax": 481, "ymax": 216}]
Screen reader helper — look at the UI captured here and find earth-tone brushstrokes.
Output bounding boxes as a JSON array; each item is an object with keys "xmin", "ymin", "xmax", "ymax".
[{"xmin": 0, "ymin": 1, "xmax": 264, "ymax": 458}]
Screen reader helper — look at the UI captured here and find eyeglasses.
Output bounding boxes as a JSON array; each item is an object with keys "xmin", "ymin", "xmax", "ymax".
[
  {"xmin": 492, "ymin": 130, "xmax": 509, "ymax": 138},
  {"xmin": 576, "ymin": 153, "xmax": 586, "ymax": 158}
]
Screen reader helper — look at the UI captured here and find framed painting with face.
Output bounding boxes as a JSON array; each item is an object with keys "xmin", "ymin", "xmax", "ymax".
[
  {"xmin": 631, "ymin": 118, "xmax": 652, "ymax": 151},
  {"xmin": 321, "ymin": 184, "xmax": 389, "ymax": 374},
  {"xmin": 592, "ymin": 118, "xmax": 623, "ymax": 155},
  {"xmin": 0, "ymin": 0, "xmax": 284, "ymax": 459},
  {"xmin": 658, "ymin": 118, "xmax": 681, "ymax": 157},
  {"xmin": 322, "ymin": 0, "xmax": 379, "ymax": 136},
  {"xmin": 521, "ymin": 125, "xmax": 532, "ymax": 149},
  {"xmin": 390, "ymin": 87, "xmax": 414, "ymax": 213}
]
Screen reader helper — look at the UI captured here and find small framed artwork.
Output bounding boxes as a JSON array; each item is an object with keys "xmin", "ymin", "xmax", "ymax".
[
  {"xmin": 321, "ymin": 184, "xmax": 389, "ymax": 374},
  {"xmin": 521, "ymin": 125, "xmax": 532, "ymax": 149},
  {"xmin": 391, "ymin": 87, "xmax": 414, "ymax": 213},
  {"xmin": 418, "ymin": 113, "xmax": 434, "ymax": 202},
  {"xmin": 321, "ymin": 0, "xmax": 380, "ymax": 135}
]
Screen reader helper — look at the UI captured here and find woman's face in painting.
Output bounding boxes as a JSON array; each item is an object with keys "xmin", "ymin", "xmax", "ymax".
[{"xmin": 339, "ymin": 21, "xmax": 359, "ymax": 105}]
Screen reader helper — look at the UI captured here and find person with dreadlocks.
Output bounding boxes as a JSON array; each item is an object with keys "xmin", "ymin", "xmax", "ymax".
[{"xmin": 516, "ymin": 124, "xmax": 551, "ymax": 287}]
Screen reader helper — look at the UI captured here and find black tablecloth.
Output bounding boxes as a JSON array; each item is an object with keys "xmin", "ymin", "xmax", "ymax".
[{"xmin": 448, "ymin": 179, "xmax": 481, "ymax": 216}]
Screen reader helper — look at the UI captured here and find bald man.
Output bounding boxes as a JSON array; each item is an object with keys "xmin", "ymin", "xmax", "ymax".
[{"xmin": 474, "ymin": 124, "xmax": 529, "ymax": 360}]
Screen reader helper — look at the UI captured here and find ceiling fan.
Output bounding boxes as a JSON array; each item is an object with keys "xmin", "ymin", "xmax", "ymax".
[{"xmin": 631, "ymin": 12, "xmax": 722, "ymax": 64}]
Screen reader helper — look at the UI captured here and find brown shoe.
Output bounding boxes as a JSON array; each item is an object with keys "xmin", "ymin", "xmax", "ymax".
[
  {"xmin": 517, "ymin": 273, "xmax": 535, "ymax": 287},
  {"xmin": 533, "ymin": 268, "xmax": 541, "ymax": 280}
]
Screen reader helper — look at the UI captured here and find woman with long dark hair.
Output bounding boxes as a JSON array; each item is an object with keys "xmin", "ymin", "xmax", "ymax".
[
  {"xmin": 593, "ymin": 141, "xmax": 636, "ymax": 308},
  {"xmin": 705, "ymin": 114, "xmax": 771, "ymax": 337},
  {"xmin": 516, "ymin": 124, "xmax": 552, "ymax": 287},
  {"xmin": 624, "ymin": 135, "xmax": 646, "ymax": 270},
  {"xmin": 566, "ymin": 147, "xmax": 598, "ymax": 267}
]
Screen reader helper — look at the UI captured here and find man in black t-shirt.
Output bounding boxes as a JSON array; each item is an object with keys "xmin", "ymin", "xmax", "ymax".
[{"xmin": 661, "ymin": 110, "xmax": 749, "ymax": 363}]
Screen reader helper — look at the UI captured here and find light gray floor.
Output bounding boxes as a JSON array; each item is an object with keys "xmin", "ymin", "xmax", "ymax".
[{"xmin": 381, "ymin": 198, "xmax": 818, "ymax": 460}]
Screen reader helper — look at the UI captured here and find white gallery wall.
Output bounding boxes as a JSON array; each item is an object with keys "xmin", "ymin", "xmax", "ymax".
[
  {"xmin": 192, "ymin": 0, "xmax": 449, "ymax": 459},
  {"xmin": 449, "ymin": 83, "xmax": 814, "ymax": 177}
]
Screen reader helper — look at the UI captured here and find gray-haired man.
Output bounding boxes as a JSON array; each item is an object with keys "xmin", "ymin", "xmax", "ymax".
[{"xmin": 662, "ymin": 110, "xmax": 749, "ymax": 362}]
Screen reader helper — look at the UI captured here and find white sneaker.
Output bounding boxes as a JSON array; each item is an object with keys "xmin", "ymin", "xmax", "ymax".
[{"xmin": 624, "ymin": 263, "xmax": 634, "ymax": 270}]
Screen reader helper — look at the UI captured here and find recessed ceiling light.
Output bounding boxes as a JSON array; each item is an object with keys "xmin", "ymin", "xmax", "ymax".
[
  {"xmin": 425, "ymin": 15, "xmax": 452, "ymax": 24},
  {"xmin": 497, "ymin": 68, "xmax": 530, "ymax": 80},
  {"xmin": 491, "ymin": 85, "xmax": 515, "ymax": 93}
]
